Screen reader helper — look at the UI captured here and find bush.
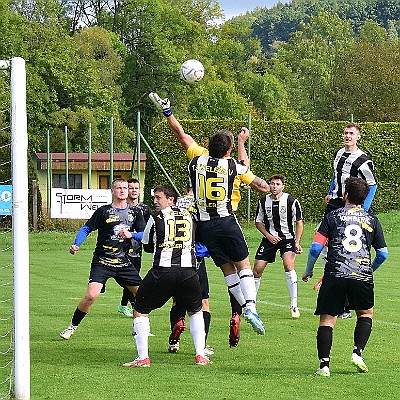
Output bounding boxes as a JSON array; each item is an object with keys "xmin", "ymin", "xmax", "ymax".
[{"xmin": 144, "ymin": 119, "xmax": 400, "ymax": 222}]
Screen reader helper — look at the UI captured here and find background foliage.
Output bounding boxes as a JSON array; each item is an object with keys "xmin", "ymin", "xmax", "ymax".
[
  {"xmin": 1, "ymin": 0, "xmax": 400, "ymax": 152},
  {"xmin": 145, "ymin": 119, "xmax": 400, "ymax": 221},
  {"xmin": 1, "ymin": 0, "xmax": 400, "ymax": 226}
]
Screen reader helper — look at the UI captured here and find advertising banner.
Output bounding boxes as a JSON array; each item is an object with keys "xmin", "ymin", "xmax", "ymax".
[
  {"xmin": 0, "ymin": 185, "xmax": 12, "ymax": 215},
  {"xmin": 51, "ymin": 189, "xmax": 112, "ymax": 219}
]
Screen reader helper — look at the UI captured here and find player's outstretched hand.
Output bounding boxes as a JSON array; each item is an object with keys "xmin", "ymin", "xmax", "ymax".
[
  {"xmin": 70, "ymin": 245, "xmax": 79, "ymax": 255},
  {"xmin": 238, "ymin": 127, "xmax": 249, "ymax": 144},
  {"xmin": 302, "ymin": 271, "xmax": 313, "ymax": 282},
  {"xmin": 149, "ymin": 92, "xmax": 172, "ymax": 117}
]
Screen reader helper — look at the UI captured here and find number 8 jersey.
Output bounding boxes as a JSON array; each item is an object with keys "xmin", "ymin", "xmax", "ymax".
[
  {"xmin": 188, "ymin": 155, "xmax": 250, "ymax": 221},
  {"xmin": 318, "ymin": 205, "xmax": 386, "ymax": 282}
]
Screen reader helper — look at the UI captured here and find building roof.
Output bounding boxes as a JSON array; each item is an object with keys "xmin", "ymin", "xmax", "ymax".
[{"xmin": 34, "ymin": 152, "xmax": 146, "ymax": 171}]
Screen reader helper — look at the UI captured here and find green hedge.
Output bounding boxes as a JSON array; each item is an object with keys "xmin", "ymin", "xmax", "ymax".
[{"xmin": 144, "ymin": 120, "xmax": 400, "ymax": 222}]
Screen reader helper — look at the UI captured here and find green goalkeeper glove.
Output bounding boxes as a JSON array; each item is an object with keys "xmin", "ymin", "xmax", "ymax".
[{"xmin": 149, "ymin": 92, "xmax": 172, "ymax": 117}]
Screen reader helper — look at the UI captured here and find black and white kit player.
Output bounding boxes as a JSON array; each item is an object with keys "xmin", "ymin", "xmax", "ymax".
[{"xmin": 123, "ymin": 185, "xmax": 210, "ymax": 367}]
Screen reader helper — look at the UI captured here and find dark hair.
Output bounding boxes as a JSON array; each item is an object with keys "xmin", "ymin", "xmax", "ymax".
[
  {"xmin": 153, "ymin": 185, "xmax": 178, "ymax": 204},
  {"xmin": 344, "ymin": 177, "xmax": 370, "ymax": 205},
  {"xmin": 269, "ymin": 174, "xmax": 285, "ymax": 185},
  {"xmin": 185, "ymin": 181, "xmax": 193, "ymax": 194},
  {"xmin": 127, "ymin": 178, "xmax": 140, "ymax": 186},
  {"xmin": 208, "ymin": 130, "xmax": 234, "ymax": 158},
  {"xmin": 345, "ymin": 123, "xmax": 361, "ymax": 133}
]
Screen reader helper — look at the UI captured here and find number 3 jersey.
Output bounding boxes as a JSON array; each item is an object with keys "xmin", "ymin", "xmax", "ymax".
[
  {"xmin": 142, "ymin": 206, "xmax": 196, "ymax": 268},
  {"xmin": 318, "ymin": 205, "xmax": 386, "ymax": 282},
  {"xmin": 188, "ymin": 155, "xmax": 250, "ymax": 220}
]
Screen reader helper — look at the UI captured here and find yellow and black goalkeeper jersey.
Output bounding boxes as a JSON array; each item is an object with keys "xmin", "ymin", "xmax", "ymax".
[
  {"xmin": 186, "ymin": 142, "xmax": 255, "ymax": 212},
  {"xmin": 188, "ymin": 155, "xmax": 248, "ymax": 220}
]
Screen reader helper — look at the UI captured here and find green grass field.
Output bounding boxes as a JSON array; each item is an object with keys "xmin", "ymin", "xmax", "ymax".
[{"xmin": 2, "ymin": 212, "xmax": 400, "ymax": 399}]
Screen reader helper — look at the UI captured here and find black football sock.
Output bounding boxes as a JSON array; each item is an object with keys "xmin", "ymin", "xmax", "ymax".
[
  {"xmin": 169, "ymin": 304, "xmax": 186, "ymax": 331},
  {"xmin": 229, "ymin": 290, "xmax": 243, "ymax": 316},
  {"xmin": 120, "ymin": 287, "xmax": 130, "ymax": 307},
  {"xmin": 71, "ymin": 307, "xmax": 87, "ymax": 326},
  {"xmin": 317, "ymin": 326, "xmax": 333, "ymax": 368},
  {"xmin": 353, "ymin": 317, "xmax": 372, "ymax": 356},
  {"xmin": 203, "ymin": 311, "xmax": 211, "ymax": 342}
]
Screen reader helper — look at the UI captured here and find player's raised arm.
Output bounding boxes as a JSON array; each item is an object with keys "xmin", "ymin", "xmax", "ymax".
[
  {"xmin": 237, "ymin": 127, "xmax": 250, "ymax": 168},
  {"xmin": 149, "ymin": 92, "xmax": 194, "ymax": 151},
  {"xmin": 249, "ymin": 176, "xmax": 270, "ymax": 193}
]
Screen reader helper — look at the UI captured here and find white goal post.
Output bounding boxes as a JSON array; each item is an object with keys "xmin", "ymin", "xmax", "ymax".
[{"xmin": 11, "ymin": 57, "xmax": 30, "ymax": 400}]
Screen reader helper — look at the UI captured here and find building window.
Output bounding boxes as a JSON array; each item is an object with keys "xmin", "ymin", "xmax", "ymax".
[
  {"xmin": 53, "ymin": 174, "xmax": 82, "ymax": 189},
  {"xmin": 99, "ymin": 175, "xmax": 121, "ymax": 189},
  {"xmin": 99, "ymin": 175, "xmax": 109, "ymax": 189}
]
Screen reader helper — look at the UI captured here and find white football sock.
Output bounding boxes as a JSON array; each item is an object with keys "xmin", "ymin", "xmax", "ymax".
[
  {"xmin": 189, "ymin": 311, "xmax": 205, "ymax": 357},
  {"xmin": 286, "ymin": 270, "xmax": 298, "ymax": 308},
  {"xmin": 254, "ymin": 277, "xmax": 261, "ymax": 293},
  {"xmin": 238, "ymin": 269, "xmax": 257, "ymax": 313},
  {"xmin": 225, "ymin": 273, "xmax": 246, "ymax": 307},
  {"xmin": 133, "ymin": 316, "xmax": 150, "ymax": 359}
]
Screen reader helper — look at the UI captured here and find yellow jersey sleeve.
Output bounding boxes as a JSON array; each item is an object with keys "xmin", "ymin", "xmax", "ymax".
[
  {"xmin": 239, "ymin": 170, "xmax": 256, "ymax": 185},
  {"xmin": 187, "ymin": 142, "xmax": 208, "ymax": 159},
  {"xmin": 231, "ymin": 177, "xmax": 241, "ymax": 212}
]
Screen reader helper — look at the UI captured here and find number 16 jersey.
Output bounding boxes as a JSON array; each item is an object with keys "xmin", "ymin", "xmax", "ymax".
[{"xmin": 188, "ymin": 155, "xmax": 250, "ymax": 221}]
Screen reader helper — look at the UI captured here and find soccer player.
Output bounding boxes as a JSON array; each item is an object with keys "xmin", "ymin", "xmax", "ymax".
[
  {"xmin": 253, "ymin": 175, "xmax": 303, "ymax": 318},
  {"xmin": 325, "ymin": 123, "xmax": 377, "ymax": 215},
  {"xmin": 168, "ymin": 185, "xmax": 213, "ymax": 356},
  {"xmin": 324, "ymin": 123, "xmax": 378, "ymax": 318},
  {"xmin": 123, "ymin": 185, "xmax": 210, "ymax": 367},
  {"xmin": 149, "ymin": 92, "xmax": 264, "ymax": 346},
  {"xmin": 60, "ymin": 178, "xmax": 145, "ymax": 340},
  {"xmin": 117, "ymin": 178, "xmax": 152, "ymax": 317},
  {"xmin": 302, "ymin": 177, "xmax": 388, "ymax": 377},
  {"xmin": 149, "ymin": 92, "xmax": 270, "ymax": 336}
]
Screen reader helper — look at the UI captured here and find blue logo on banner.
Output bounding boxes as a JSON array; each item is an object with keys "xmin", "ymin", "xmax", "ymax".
[{"xmin": 0, "ymin": 185, "xmax": 12, "ymax": 215}]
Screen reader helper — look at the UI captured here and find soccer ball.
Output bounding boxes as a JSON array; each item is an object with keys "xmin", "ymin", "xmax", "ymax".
[{"xmin": 180, "ymin": 59, "xmax": 204, "ymax": 84}]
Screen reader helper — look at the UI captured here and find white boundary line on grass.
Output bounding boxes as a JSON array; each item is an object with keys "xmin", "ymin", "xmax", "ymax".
[
  {"xmin": 257, "ymin": 300, "xmax": 400, "ymax": 327},
  {"xmin": 62, "ymin": 297, "xmax": 400, "ymax": 327}
]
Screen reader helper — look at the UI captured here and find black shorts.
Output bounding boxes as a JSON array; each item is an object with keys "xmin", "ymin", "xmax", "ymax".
[
  {"xmin": 254, "ymin": 238, "xmax": 296, "ymax": 263},
  {"xmin": 89, "ymin": 257, "xmax": 142, "ymax": 288},
  {"xmin": 196, "ymin": 214, "xmax": 249, "ymax": 267},
  {"xmin": 197, "ymin": 257, "xmax": 210, "ymax": 300},
  {"xmin": 127, "ymin": 255, "xmax": 142, "ymax": 273},
  {"xmin": 315, "ymin": 274, "xmax": 374, "ymax": 316},
  {"xmin": 134, "ymin": 267, "xmax": 202, "ymax": 315}
]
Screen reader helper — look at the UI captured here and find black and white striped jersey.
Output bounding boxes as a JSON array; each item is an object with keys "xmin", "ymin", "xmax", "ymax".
[
  {"xmin": 188, "ymin": 155, "xmax": 248, "ymax": 221},
  {"xmin": 142, "ymin": 206, "xmax": 196, "ymax": 268},
  {"xmin": 176, "ymin": 194, "xmax": 196, "ymax": 214},
  {"xmin": 332, "ymin": 147, "xmax": 377, "ymax": 198},
  {"xmin": 255, "ymin": 193, "xmax": 303, "ymax": 239}
]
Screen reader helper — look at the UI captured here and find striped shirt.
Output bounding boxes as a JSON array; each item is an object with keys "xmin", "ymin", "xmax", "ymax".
[
  {"xmin": 188, "ymin": 155, "xmax": 248, "ymax": 220},
  {"xmin": 186, "ymin": 142, "xmax": 255, "ymax": 212},
  {"xmin": 142, "ymin": 206, "xmax": 196, "ymax": 268},
  {"xmin": 332, "ymin": 147, "xmax": 377, "ymax": 198},
  {"xmin": 255, "ymin": 193, "xmax": 303, "ymax": 240}
]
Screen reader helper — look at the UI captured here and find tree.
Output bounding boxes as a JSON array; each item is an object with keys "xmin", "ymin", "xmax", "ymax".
[
  {"xmin": 331, "ymin": 21, "xmax": 400, "ymax": 122},
  {"xmin": 272, "ymin": 11, "xmax": 355, "ymax": 120}
]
